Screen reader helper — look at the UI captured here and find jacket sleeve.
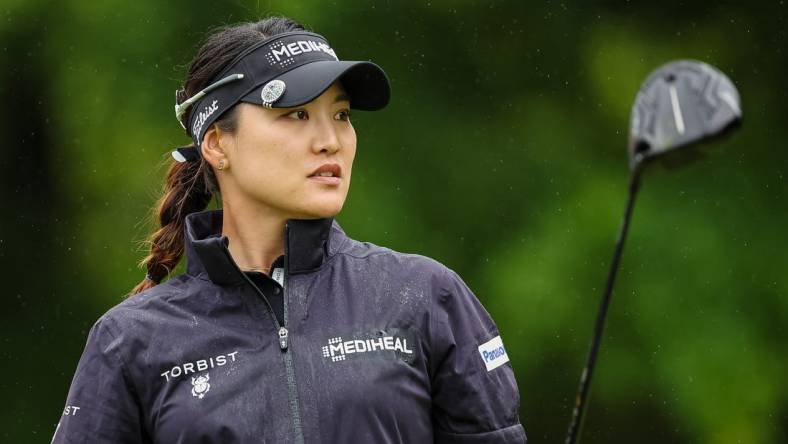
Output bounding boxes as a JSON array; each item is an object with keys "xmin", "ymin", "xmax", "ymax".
[
  {"xmin": 52, "ymin": 316, "xmax": 146, "ymax": 443},
  {"xmin": 429, "ymin": 267, "xmax": 527, "ymax": 444}
]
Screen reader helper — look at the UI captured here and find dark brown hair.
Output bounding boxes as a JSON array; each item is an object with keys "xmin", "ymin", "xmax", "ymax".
[{"xmin": 128, "ymin": 16, "xmax": 307, "ymax": 296}]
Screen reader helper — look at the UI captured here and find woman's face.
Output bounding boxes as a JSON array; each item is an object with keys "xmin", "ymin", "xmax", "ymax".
[{"xmin": 214, "ymin": 80, "xmax": 357, "ymax": 220}]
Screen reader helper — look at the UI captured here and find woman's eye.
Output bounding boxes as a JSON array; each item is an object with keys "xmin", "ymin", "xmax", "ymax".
[
  {"xmin": 336, "ymin": 110, "xmax": 351, "ymax": 121},
  {"xmin": 287, "ymin": 110, "xmax": 308, "ymax": 120}
]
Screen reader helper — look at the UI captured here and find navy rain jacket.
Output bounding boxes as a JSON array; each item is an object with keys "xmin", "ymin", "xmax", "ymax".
[{"xmin": 53, "ymin": 209, "xmax": 527, "ymax": 443}]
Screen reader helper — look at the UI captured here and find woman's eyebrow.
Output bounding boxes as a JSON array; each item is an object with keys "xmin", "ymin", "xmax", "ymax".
[{"xmin": 334, "ymin": 93, "xmax": 351, "ymax": 103}]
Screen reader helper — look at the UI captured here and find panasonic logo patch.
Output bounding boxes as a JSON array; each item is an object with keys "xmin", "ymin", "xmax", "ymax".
[{"xmin": 478, "ymin": 335, "xmax": 510, "ymax": 372}]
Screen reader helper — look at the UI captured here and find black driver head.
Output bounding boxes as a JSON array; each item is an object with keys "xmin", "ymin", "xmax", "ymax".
[{"xmin": 628, "ymin": 60, "xmax": 742, "ymax": 171}]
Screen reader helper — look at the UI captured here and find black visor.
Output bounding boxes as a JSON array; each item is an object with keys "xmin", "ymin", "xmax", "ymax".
[{"xmin": 172, "ymin": 30, "xmax": 390, "ymax": 162}]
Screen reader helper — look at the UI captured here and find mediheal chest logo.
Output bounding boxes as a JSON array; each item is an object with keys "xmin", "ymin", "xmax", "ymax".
[
  {"xmin": 321, "ymin": 328, "xmax": 415, "ymax": 364},
  {"xmin": 478, "ymin": 335, "xmax": 510, "ymax": 371}
]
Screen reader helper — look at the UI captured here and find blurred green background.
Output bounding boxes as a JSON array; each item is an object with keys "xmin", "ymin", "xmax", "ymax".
[{"xmin": 2, "ymin": 0, "xmax": 786, "ymax": 442}]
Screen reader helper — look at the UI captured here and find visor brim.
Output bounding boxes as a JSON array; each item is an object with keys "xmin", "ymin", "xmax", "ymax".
[{"xmin": 241, "ymin": 60, "xmax": 390, "ymax": 111}]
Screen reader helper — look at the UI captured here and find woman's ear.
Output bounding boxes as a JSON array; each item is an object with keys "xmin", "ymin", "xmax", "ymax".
[{"xmin": 201, "ymin": 124, "xmax": 229, "ymax": 171}]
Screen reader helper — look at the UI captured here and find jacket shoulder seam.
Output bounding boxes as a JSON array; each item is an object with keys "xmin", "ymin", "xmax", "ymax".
[{"xmin": 96, "ymin": 316, "xmax": 145, "ymax": 410}]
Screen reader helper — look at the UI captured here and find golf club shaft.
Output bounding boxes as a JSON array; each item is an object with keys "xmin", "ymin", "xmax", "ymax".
[{"xmin": 565, "ymin": 167, "xmax": 642, "ymax": 444}]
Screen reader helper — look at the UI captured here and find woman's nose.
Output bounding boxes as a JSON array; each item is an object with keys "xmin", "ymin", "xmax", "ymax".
[{"xmin": 311, "ymin": 116, "xmax": 341, "ymax": 154}]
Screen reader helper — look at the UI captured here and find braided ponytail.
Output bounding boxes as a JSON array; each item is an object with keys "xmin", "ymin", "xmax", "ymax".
[
  {"xmin": 128, "ymin": 156, "xmax": 213, "ymax": 296},
  {"xmin": 127, "ymin": 16, "xmax": 307, "ymax": 297}
]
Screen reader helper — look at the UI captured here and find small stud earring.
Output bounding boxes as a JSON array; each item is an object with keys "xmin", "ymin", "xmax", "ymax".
[{"xmin": 218, "ymin": 159, "xmax": 227, "ymax": 170}]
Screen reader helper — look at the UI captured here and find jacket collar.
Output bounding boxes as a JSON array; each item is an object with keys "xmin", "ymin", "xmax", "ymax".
[{"xmin": 183, "ymin": 209, "xmax": 336, "ymax": 286}]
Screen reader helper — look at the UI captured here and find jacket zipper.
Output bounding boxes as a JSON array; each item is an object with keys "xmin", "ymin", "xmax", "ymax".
[
  {"xmin": 281, "ymin": 221, "xmax": 305, "ymax": 444},
  {"xmin": 231, "ymin": 223, "xmax": 304, "ymax": 444}
]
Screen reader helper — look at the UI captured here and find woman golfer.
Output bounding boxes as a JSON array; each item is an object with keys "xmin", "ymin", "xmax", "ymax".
[{"xmin": 53, "ymin": 16, "xmax": 526, "ymax": 443}]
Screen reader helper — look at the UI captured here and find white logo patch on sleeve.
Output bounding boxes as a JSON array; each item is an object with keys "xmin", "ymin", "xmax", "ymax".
[{"xmin": 478, "ymin": 335, "xmax": 510, "ymax": 372}]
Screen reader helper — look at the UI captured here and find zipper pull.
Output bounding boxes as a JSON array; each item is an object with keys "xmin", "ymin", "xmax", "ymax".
[
  {"xmin": 278, "ymin": 326, "xmax": 289, "ymax": 351},
  {"xmin": 272, "ymin": 267, "xmax": 285, "ymax": 287}
]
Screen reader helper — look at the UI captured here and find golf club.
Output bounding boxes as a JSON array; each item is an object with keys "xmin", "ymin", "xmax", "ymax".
[{"xmin": 565, "ymin": 59, "xmax": 743, "ymax": 444}]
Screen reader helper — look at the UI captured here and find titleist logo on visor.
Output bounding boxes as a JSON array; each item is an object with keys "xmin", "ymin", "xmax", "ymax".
[
  {"xmin": 192, "ymin": 100, "xmax": 219, "ymax": 140},
  {"xmin": 265, "ymin": 39, "xmax": 338, "ymax": 68}
]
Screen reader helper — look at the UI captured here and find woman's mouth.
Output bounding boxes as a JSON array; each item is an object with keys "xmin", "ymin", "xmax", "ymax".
[
  {"xmin": 308, "ymin": 173, "xmax": 341, "ymax": 185},
  {"xmin": 308, "ymin": 163, "xmax": 342, "ymax": 185}
]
